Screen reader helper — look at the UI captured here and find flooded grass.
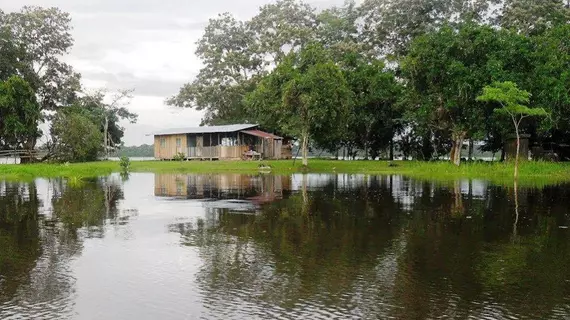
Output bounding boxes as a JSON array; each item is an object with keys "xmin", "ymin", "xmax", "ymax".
[{"xmin": 0, "ymin": 160, "xmax": 569, "ymax": 186}]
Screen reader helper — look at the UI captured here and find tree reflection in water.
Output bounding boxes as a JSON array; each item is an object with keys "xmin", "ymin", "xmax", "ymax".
[
  {"xmin": 0, "ymin": 176, "xmax": 127, "ymax": 319},
  {"xmin": 0, "ymin": 173, "xmax": 569, "ymax": 319},
  {"xmin": 166, "ymin": 174, "xmax": 570, "ymax": 319}
]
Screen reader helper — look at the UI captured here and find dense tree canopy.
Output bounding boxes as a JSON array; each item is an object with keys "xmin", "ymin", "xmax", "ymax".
[
  {"xmin": 246, "ymin": 44, "xmax": 352, "ymax": 165},
  {"xmin": 1, "ymin": 6, "xmax": 81, "ymax": 111},
  {"xmin": 401, "ymin": 24, "xmax": 536, "ymax": 164},
  {"xmin": 0, "ymin": 6, "xmax": 138, "ymax": 163},
  {"xmin": 0, "ymin": 76, "xmax": 41, "ymax": 153},
  {"xmin": 166, "ymin": 0, "xmax": 570, "ymax": 163},
  {"xmin": 50, "ymin": 112, "xmax": 102, "ymax": 163}
]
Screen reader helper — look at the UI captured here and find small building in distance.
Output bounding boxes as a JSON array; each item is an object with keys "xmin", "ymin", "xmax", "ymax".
[{"xmin": 151, "ymin": 124, "xmax": 293, "ymax": 160}]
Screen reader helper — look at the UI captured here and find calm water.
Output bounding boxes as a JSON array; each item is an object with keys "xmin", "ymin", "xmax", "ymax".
[{"xmin": 0, "ymin": 173, "xmax": 569, "ymax": 319}]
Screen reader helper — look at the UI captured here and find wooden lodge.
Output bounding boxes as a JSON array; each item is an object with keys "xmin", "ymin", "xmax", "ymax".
[{"xmin": 152, "ymin": 124, "xmax": 292, "ymax": 160}]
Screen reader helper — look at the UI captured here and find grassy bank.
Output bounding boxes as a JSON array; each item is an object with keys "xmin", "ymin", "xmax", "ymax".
[{"xmin": 0, "ymin": 160, "xmax": 569, "ymax": 185}]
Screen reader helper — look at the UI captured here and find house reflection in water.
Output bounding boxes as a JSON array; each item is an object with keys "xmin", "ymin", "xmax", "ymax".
[{"xmin": 154, "ymin": 174, "xmax": 293, "ymax": 212}]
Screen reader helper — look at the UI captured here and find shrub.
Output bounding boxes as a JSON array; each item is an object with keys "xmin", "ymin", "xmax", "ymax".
[
  {"xmin": 173, "ymin": 152, "xmax": 186, "ymax": 161},
  {"xmin": 119, "ymin": 156, "xmax": 130, "ymax": 171},
  {"xmin": 51, "ymin": 113, "xmax": 102, "ymax": 162}
]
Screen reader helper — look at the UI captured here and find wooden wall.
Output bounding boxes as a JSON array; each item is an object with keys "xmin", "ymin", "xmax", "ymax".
[
  {"xmin": 154, "ymin": 132, "xmax": 289, "ymax": 160},
  {"xmin": 154, "ymin": 134, "xmax": 187, "ymax": 159}
]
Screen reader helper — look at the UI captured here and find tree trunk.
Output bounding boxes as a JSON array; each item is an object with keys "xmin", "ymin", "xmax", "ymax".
[
  {"xmin": 450, "ymin": 131, "xmax": 465, "ymax": 166},
  {"xmin": 421, "ymin": 134, "xmax": 433, "ymax": 161},
  {"xmin": 104, "ymin": 114, "xmax": 109, "ymax": 160},
  {"xmin": 364, "ymin": 126, "xmax": 371, "ymax": 160},
  {"xmin": 468, "ymin": 139, "xmax": 474, "ymax": 161},
  {"xmin": 301, "ymin": 130, "xmax": 309, "ymax": 167},
  {"xmin": 389, "ymin": 138, "xmax": 394, "ymax": 161},
  {"xmin": 514, "ymin": 120, "xmax": 520, "ymax": 180}
]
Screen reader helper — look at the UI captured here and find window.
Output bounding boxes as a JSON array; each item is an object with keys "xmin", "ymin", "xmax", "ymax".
[
  {"xmin": 176, "ymin": 138, "xmax": 181, "ymax": 147},
  {"xmin": 160, "ymin": 138, "xmax": 166, "ymax": 148}
]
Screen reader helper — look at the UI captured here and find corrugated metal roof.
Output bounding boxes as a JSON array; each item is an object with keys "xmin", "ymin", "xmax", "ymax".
[
  {"xmin": 152, "ymin": 124, "xmax": 258, "ymax": 136},
  {"xmin": 241, "ymin": 130, "xmax": 283, "ymax": 140}
]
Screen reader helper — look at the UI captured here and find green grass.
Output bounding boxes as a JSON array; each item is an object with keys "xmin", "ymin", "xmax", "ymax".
[{"xmin": 1, "ymin": 159, "xmax": 569, "ymax": 186}]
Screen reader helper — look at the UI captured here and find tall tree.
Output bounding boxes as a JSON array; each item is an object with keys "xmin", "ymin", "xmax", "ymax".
[
  {"xmin": 168, "ymin": 0, "xmax": 319, "ymax": 125},
  {"xmin": 0, "ymin": 76, "xmax": 41, "ymax": 157},
  {"xmin": 341, "ymin": 53, "xmax": 401, "ymax": 159},
  {"xmin": 3, "ymin": 6, "xmax": 81, "ymax": 111},
  {"xmin": 316, "ymin": 0, "xmax": 363, "ymax": 59},
  {"xmin": 498, "ymin": 0, "xmax": 570, "ymax": 35},
  {"xmin": 50, "ymin": 112, "xmax": 102, "ymax": 163},
  {"xmin": 531, "ymin": 25, "xmax": 570, "ymax": 152},
  {"xmin": 166, "ymin": 13, "xmax": 261, "ymax": 124},
  {"xmin": 246, "ymin": 44, "xmax": 352, "ymax": 166},
  {"xmin": 82, "ymin": 89, "xmax": 137, "ymax": 159},
  {"xmin": 477, "ymin": 81, "xmax": 548, "ymax": 179},
  {"xmin": 249, "ymin": 0, "xmax": 318, "ymax": 64},
  {"xmin": 401, "ymin": 24, "xmax": 532, "ymax": 165},
  {"xmin": 359, "ymin": 0, "xmax": 500, "ymax": 57}
]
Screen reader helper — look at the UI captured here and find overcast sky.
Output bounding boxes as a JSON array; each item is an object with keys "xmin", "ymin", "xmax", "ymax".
[{"xmin": 1, "ymin": 0, "xmax": 347, "ymax": 146}]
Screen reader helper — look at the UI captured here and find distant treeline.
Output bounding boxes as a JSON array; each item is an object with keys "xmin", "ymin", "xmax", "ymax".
[{"xmin": 111, "ymin": 144, "xmax": 154, "ymax": 157}]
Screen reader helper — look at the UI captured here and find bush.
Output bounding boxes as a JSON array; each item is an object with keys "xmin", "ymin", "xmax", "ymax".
[
  {"xmin": 173, "ymin": 152, "xmax": 186, "ymax": 161},
  {"xmin": 119, "ymin": 156, "xmax": 130, "ymax": 171},
  {"xmin": 51, "ymin": 113, "xmax": 102, "ymax": 162}
]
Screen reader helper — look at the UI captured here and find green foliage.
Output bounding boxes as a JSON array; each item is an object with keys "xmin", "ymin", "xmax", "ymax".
[
  {"xmin": 50, "ymin": 112, "xmax": 103, "ymax": 163},
  {"xmin": 246, "ymin": 43, "xmax": 352, "ymax": 164},
  {"xmin": 359, "ymin": 0, "xmax": 501, "ymax": 56},
  {"xmin": 167, "ymin": 0, "xmax": 341, "ymax": 125},
  {"xmin": 1, "ymin": 6, "xmax": 80, "ymax": 111},
  {"xmin": 0, "ymin": 6, "xmax": 80, "ymax": 154},
  {"xmin": 249, "ymin": 0, "xmax": 317, "ymax": 64},
  {"xmin": 78, "ymin": 89, "xmax": 137, "ymax": 151},
  {"xmin": 401, "ymin": 24, "xmax": 537, "ymax": 163},
  {"xmin": 119, "ymin": 156, "xmax": 130, "ymax": 171},
  {"xmin": 341, "ymin": 53, "xmax": 401, "ymax": 159},
  {"xmin": 171, "ymin": 0, "xmax": 570, "ymax": 163},
  {"xmin": 166, "ymin": 12, "xmax": 261, "ymax": 124},
  {"xmin": 0, "ymin": 76, "xmax": 41, "ymax": 151},
  {"xmin": 531, "ymin": 24, "xmax": 570, "ymax": 140},
  {"xmin": 173, "ymin": 152, "xmax": 186, "ymax": 161},
  {"xmin": 499, "ymin": 0, "xmax": 570, "ymax": 35},
  {"xmin": 477, "ymin": 81, "xmax": 548, "ymax": 177},
  {"xmin": 477, "ymin": 81, "xmax": 548, "ymax": 118}
]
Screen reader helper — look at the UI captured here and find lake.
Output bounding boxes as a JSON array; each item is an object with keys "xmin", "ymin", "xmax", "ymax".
[{"xmin": 0, "ymin": 173, "xmax": 569, "ymax": 319}]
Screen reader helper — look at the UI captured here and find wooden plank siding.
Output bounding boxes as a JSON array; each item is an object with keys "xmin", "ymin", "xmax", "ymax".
[
  {"xmin": 154, "ymin": 130, "xmax": 289, "ymax": 160},
  {"xmin": 154, "ymin": 134, "xmax": 187, "ymax": 160}
]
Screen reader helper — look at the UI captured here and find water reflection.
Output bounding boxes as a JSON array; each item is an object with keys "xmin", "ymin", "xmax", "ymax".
[
  {"xmin": 163, "ymin": 174, "xmax": 570, "ymax": 319},
  {"xmin": 0, "ymin": 176, "xmax": 131, "ymax": 319},
  {"xmin": 0, "ymin": 173, "xmax": 568, "ymax": 319}
]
